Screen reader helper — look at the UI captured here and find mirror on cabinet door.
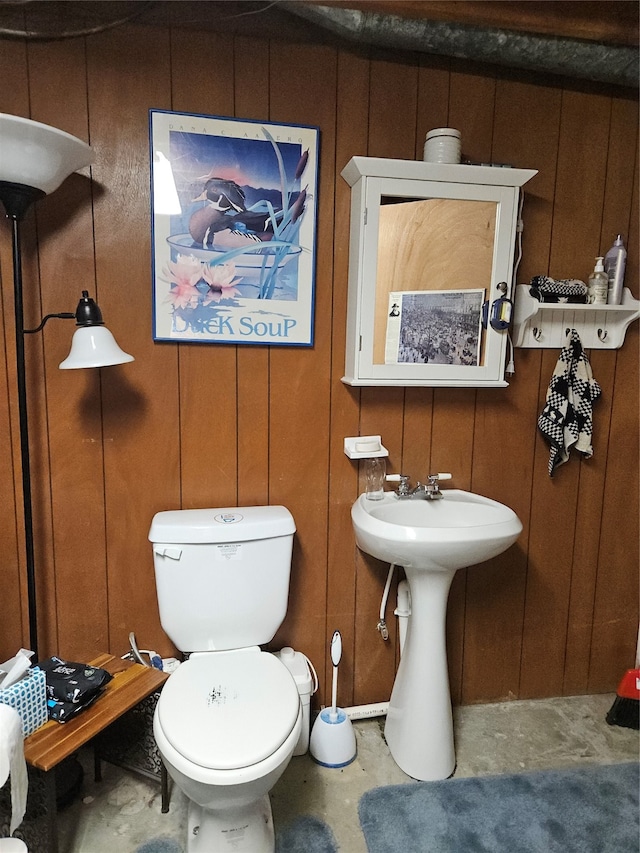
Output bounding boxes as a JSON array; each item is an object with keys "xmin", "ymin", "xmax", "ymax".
[{"xmin": 341, "ymin": 157, "xmax": 537, "ymax": 387}]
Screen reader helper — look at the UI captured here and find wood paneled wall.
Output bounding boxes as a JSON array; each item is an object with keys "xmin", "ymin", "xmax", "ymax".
[{"xmin": 0, "ymin": 21, "xmax": 637, "ymax": 711}]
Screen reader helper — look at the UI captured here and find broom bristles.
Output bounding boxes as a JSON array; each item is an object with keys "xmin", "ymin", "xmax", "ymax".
[{"xmin": 606, "ymin": 668, "xmax": 640, "ymax": 730}]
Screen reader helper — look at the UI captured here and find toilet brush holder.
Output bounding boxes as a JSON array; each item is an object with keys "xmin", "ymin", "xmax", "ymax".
[
  {"xmin": 309, "ymin": 707, "xmax": 357, "ymax": 768},
  {"xmin": 310, "ymin": 629, "xmax": 356, "ymax": 767}
]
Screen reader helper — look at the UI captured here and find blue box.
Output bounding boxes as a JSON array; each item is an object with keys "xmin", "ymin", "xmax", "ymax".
[{"xmin": 0, "ymin": 667, "xmax": 47, "ymax": 736}]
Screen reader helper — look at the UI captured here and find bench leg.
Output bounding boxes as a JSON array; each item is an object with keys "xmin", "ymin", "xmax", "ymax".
[
  {"xmin": 93, "ymin": 745, "xmax": 102, "ymax": 782},
  {"xmin": 43, "ymin": 770, "xmax": 58, "ymax": 853},
  {"xmin": 25, "ymin": 767, "xmax": 58, "ymax": 853},
  {"xmin": 161, "ymin": 763, "xmax": 169, "ymax": 814}
]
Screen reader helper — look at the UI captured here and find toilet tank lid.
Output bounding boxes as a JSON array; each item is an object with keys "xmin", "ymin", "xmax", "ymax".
[{"xmin": 149, "ymin": 505, "xmax": 295, "ymax": 544}]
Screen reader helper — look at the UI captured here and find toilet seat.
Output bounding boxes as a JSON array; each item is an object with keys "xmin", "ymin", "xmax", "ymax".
[{"xmin": 157, "ymin": 650, "xmax": 300, "ymax": 771}]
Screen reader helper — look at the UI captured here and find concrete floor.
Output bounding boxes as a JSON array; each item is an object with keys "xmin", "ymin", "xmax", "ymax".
[{"xmin": 55, "ymin": 693, "xmax": 638, "ymax": 852}]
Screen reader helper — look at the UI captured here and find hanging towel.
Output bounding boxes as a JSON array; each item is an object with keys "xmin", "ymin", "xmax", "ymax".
[
  {"xmin": 0, "ymin": 704, "xmax": 28, "ymax": 835},
  {"xmin": 538, "ymin": 329, "xmax": 601, "ymax": 476}
]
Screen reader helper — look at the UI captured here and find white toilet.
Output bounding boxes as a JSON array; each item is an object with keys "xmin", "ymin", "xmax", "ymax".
[{"xmin": 149, "ymin": 505, "xmax": 302, "ymax": 853}]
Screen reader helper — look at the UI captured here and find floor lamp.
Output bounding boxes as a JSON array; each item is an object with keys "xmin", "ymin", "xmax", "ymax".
[{"xmin": 0, "ymin": 113, "xmax": 134, "ymax": 661}]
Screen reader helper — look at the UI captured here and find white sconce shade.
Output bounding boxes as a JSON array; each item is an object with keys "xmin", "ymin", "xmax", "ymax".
[
  {"xmin": 58, "ymin": 290, "xmax": 134, "ymax": 369},
  {"xmin": 0, "ymin": 113, "xmax": 93, "ymax": 195},
  {"xmin": 59, "ymin": 325, "xmax": 134, "ymax": 369}
]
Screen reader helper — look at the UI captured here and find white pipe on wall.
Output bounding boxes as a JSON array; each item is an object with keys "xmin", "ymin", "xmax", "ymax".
[
  {"xmin": 343, "ymin": 581, "xmax": 412, "ymax": 721},
  {"xmin": 344, "ymin": 702, "xmax": 390, "ymax": 720},
  {"xmin": 395, "ymin": 579, "xmax": 411, "ymax": 655}
]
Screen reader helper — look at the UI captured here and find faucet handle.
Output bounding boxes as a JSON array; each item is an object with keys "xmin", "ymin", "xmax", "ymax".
[
  {"xmin": 428, "ymin": 473, "xmax": 452, "ymax": 483},
  {"xmin": 387, "ymin": 473, "xmax": 411, "ymax": 495}
]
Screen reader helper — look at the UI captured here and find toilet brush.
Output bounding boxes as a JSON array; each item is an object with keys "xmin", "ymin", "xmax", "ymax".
[{"xmin": 309, "ymin": 631, "xmax": 357, "ymax": 767}]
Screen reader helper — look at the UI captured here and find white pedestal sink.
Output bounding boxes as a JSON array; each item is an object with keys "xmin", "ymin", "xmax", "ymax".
[{"xmin": 351, "ymin": 489, "xmax": 522, "ymax": 781}]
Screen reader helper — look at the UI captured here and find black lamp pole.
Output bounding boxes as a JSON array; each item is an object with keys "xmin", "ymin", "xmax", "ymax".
[{"xmin": 1, "ymin": 180, "xmax": 47, "ymax": 661}]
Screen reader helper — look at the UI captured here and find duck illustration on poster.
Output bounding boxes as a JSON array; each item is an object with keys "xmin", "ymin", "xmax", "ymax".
[{"xmin": 150, "ymin": 110, "xmax": 319, "ymax": 346}]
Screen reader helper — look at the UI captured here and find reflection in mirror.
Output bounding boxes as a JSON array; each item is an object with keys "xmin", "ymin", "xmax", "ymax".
[{"xmin": 374, "ymin": 198, "xmax": 497, "ymax": 366}]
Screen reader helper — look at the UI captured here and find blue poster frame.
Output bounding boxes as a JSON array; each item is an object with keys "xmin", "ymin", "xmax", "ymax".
[{"xmin": 150, "ymin": 109, "xmax": 319, "ymax": 346}]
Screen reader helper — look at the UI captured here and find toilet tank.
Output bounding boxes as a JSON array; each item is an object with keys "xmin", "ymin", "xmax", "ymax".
[{"xmin": 149, "ymin": 506, "xmax": 296, "ymax": 653}]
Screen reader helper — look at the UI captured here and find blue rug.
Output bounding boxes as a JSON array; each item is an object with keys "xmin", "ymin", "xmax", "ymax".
[
  {"xmin": 277, "ymin": 815, "xmax": 338, "ymax": 853},
  {"xmin": 135, "ymin": 816, "xmax": 337, "ymax": 852},
  {"xmin": 359, "ymin": 762, "xmax": 639, "ymax": 853},
  {"xmin": 136, "ymin": 840, "xmax": 181, "ymax": 853}
]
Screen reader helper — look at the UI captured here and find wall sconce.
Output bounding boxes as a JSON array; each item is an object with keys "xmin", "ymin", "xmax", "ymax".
[
  {"xmin": 0, "ymin": 113, "xmax": 134, "ymax": 659},
  {"xmin": 26, "ymin": 290, "xmax": 134, "ymax": 369}
]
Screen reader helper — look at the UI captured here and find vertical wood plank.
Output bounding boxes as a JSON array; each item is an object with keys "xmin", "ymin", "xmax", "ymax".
[
  {"xmin": 589, "ymin": 139, "xmax": 639, "ymax": 690},
  {"xmin": 465, "ymin": 75, "xmax": 561, "ymax": 702},
  {"xmin": 589, "ymin": 325, "xmax": 639, "ymax": 689},
  {"xmin": 416, "ymin": 57, "xmax": 451, "ymax": 156},
  {"xmin": 520, "ymin": 86, "xmax": 612, "ymax": 698},
  {"xmin": 87, "ymin": 24, "xmax": 180, "ymax": 658},
  {"xmin": 430, "ymin": 387, "xmax": 476, "ymax": 704},
  {"xmin": 448, "ymin": 63, "xmax": 495, "ymax": 163},
  {"xmin": 327, "ymin": 47, "xmax": 370, "ymax": 706},
  {"xmin": 28, "ymin": 38, "xmax": 108, "ymax": 659},
  {"xmin": 564, "ymin": 94, "xmax": 637, "ymax": 693},
  {"xmin": 353, "ymin": 53, "xmax": 419, "ymax": 705},
  {"xmin": 268, "ymin": 41, "xmax": 337, "ymax": 705},
  {"xmin": 443, "ymin": 66, "xmax": 496, "ymax": 704},
  {"xmin": 170, "ymin": 27, "xmax": 239, "ymax": 510},
  {"xmin": 0, "ymin": 38, "xmax": 30, "ymax": 659},
  {"xmin": 234, "ymin": 38, "xmax": 272, "ymax": 508}
]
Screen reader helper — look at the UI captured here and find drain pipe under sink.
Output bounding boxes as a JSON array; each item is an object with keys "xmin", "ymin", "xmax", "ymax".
[
  {"xmin": 395, "ymin": 579, "xmax": 411, "ymax": 655},
  {"xmin": 344, "ymin": 574, "xmax": 411, "ymax": 721}
]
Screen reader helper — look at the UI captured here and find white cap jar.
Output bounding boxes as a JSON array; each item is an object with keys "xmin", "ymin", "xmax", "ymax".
[{"xmin": 423, "ymin": 128, "xmax": 461, "ymax": 164}]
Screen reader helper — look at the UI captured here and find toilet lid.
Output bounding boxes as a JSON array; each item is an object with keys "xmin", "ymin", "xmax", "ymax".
[{"xmin": 157, "ymin": 651, "xmax": 300, "ymax": 770}]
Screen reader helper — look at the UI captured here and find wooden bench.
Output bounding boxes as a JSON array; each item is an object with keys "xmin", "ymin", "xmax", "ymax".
[{"xmin": 19, "ymin": 653, "xmax": 168, "ymax": 853}]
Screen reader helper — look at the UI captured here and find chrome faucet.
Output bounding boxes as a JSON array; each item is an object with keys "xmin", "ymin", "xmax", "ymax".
[
  {"xmin": 388, "ymin": 473, "xmax": 451, "ymax": 499},
  {"xmin": 412, "ymin": 475, "xmax": 446, "ymax": 500}
]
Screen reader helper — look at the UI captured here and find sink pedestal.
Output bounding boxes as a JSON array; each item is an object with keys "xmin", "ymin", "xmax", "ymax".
[
  {"xmin": 384, "ymin": 566, "xmax": 456, "ymax": 781},
  {"xmin": 351, "ymin": 489, "xmax": 523, "ymax": 782}
]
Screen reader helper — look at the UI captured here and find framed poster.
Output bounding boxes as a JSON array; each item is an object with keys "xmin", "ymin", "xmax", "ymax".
[{"xmin": 150, "ymin": 109, "xmax": 319, "ymax": 346}]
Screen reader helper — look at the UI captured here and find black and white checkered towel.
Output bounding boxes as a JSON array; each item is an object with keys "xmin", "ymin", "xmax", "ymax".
[
  {"xmin": 537, "ymin": 330, "xmax": 601, "ymax": 476},
  {"xmin": 530, "ymin": 275, "xmax": 588, "ymax": 303}
]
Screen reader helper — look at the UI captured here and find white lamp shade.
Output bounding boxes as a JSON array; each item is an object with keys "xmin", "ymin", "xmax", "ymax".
[
  {"xmin": 0, "ymin": 113, "xmax": 93, "ymax": 194},
  {"xmin": 59, "ymin": 326, "xmax": 134, "ymax": 369}
]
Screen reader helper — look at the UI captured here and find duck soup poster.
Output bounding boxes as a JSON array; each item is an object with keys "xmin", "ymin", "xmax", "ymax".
[{"xmin": 150, "ymin": 110, "xmax": 319, "ymax": 346}]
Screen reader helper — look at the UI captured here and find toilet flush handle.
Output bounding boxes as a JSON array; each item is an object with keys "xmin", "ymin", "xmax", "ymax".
[{"xmin": 154, "ymin": 547, "xmax": 182, "ymax": 560}]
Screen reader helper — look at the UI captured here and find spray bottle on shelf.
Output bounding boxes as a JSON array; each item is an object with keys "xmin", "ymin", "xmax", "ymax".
[
  {"xmin": 588, "ymin": 257, "xmax": 608, "ymax": 305},
  {"xmin": 604, "ymin": 235, "xmax": 626, "ymax": 305}
]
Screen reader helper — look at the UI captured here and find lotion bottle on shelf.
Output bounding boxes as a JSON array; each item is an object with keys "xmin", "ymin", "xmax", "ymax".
[
  {"xmin": 604, "ymin": 235, "xmax": 626, "ymax": 305},
  {"xmin": 588, "ymin": 257, "xmax": 608, "ymax": 305}
]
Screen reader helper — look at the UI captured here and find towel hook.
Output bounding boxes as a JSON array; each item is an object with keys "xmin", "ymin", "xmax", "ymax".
[
  {"xmin": 597, "ymin": 328, "xmax": 608, "ymax": 342},
  {"xmin": 532, "ymin": 326, "xmax": 542, "ymax": 341}
]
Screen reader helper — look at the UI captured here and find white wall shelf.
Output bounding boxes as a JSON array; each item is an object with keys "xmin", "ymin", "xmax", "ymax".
[{"xmin": 513, "ymin": 285, "xmax": 640, "ymax": 349}]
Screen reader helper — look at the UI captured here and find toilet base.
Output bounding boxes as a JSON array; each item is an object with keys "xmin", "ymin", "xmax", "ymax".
[{"xmin": 186, "ymin": 793, "xmax": 275, "ymax": 853}]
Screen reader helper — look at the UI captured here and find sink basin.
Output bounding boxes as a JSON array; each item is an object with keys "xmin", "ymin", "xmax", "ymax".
[
  {"xmin": 351, "ymin": 488, "xmax": 523, "ymax": 782},
  {"xmin": 351, "ymin": 489, "xmax": 522, "ymax": 571}
]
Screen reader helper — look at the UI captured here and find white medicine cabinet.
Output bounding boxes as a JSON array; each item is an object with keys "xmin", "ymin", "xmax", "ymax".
[{"xmin": 341, "ymin": 157, "xmax": 537, "ymax": 387}]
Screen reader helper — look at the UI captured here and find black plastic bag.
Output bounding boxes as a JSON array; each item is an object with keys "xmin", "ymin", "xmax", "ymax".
[
  {"xmin": 46, "ymin": 691, "xmax": 103, "ymax": 723},
  {"xmin": 37, "ymin": 656, "xmax": 112, "ymax": 705}
]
